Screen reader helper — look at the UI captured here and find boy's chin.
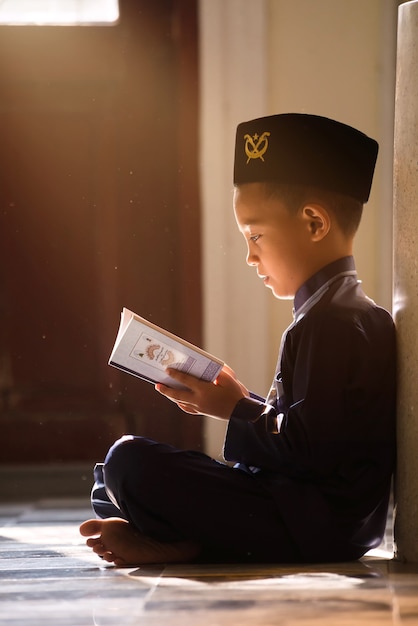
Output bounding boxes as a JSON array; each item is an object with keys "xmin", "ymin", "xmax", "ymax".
[{"xmin": 270, "ymin": 285, "xmax": 294, "ymax": 301}]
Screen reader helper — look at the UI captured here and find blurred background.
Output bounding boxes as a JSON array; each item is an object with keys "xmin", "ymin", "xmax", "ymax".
[{"xmin": 0, "ymin": 0, "xmax": 401, "ymax": 498}]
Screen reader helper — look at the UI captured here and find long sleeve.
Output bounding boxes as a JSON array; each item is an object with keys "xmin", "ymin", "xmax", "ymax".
[{"xmin": 224, "ymin": 282, "xmax": 396, "ymax": 494}]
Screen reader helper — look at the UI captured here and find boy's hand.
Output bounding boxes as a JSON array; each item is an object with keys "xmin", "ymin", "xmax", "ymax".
[{"xmin": 155, "ymin": 365, "xmax": 248, "ymax": 420}]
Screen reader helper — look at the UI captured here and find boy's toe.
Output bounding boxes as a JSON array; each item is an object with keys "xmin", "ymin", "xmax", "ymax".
[{"xmin": 79, "ymin": 519, "xmax": 103, "ymax": 537}]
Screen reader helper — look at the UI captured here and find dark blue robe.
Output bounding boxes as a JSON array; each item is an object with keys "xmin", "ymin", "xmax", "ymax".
[{"xmin": 224, "ymin": 256, "xmax": 396, "ymax": 560}]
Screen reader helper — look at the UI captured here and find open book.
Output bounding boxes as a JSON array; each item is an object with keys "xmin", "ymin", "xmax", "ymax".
[{"xmin": 108, "ymin": 308, "xmax": 224, "ymax": 390}]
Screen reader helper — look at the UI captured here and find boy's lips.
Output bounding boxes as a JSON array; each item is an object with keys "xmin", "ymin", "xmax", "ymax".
[{"xmin": 258, "ymin": 273, "xmax": 269, "ymax": 284}]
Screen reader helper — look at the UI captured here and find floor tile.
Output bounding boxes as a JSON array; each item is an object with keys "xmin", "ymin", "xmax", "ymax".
[{"xmin": 0, "ymin": 499, "xmax": 417, "ymax": 625}]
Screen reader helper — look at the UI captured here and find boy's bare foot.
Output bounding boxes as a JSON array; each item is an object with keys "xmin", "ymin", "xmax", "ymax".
[{"xmin": 79, "ymin": 518, "xmax": 201, "ymax": 567}]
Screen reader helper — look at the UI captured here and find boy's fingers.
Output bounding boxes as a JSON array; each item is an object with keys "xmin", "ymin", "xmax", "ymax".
[
  {"xmin": 155, "ymin": 383, "xmax": 200, "ymax": 414},
  {"xmin": 155, "ymin": 380, "xmax": 194, "ymax": 403},
  {"xmin": 165, "ymin": 368, "xmax": 206, "ymax": 392},
  {"xmin": 165, "ymin": 368, "xmax": 194, "ymax": 383},
  {"xmin": 178, "ymin": 402, "xmax": 201, "ymax": 415}
]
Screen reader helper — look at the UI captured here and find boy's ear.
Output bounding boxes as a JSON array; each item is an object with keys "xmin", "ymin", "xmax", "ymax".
[{"xmin": 301, "ymin": 204, "xmax": 331, "ymax": 241}]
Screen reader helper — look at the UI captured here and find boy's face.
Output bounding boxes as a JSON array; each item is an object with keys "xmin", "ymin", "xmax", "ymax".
[{"xmin": 233, "ymin": 183, "xmax": 314, "ymax": 299}]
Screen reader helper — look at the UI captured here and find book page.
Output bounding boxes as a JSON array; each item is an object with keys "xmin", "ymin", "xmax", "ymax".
[{"xmin": 108, "ymin": 308, "xmax": 223, "ymax": 390}]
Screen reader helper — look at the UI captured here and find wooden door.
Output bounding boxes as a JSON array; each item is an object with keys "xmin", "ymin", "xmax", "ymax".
[{"xmin": 0, "ymin": 0, "xmax": 202, "ymax": 464}]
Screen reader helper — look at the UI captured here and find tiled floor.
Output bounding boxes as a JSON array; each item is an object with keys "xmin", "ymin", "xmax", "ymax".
[{"xmin": 0, "ymin": 499, "xmax": 418, "ymax": 625}]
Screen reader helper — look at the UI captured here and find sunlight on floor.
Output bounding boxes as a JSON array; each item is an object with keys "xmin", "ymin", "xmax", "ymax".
[{"xmin": 0, "ymin": 499, "xmax": 417, "ymax": 626}]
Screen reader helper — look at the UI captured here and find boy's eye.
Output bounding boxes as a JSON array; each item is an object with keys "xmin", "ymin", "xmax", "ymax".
[{"xmin": 249, "ymin": 234, "xmax": 261, "ymax": 243}]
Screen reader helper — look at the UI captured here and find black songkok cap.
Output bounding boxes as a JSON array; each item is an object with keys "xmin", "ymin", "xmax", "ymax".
[{"xmin": 233, "ymin": 113, "xmax": 378, "ymax": 203}]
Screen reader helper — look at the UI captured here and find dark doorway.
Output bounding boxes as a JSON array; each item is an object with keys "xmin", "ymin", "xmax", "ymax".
[{"xmin": 0, "ymin": 0, "xmax": 202, "ymax": 464}]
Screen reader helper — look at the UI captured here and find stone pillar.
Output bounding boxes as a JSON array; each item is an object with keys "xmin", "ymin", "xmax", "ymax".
[{"xmin": 393, "ymin": 0, "xmax": 418, "ymax": 563}]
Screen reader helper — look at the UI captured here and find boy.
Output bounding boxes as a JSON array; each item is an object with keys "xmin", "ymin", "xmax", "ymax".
[{"xmin": 80, "ymin": 114, "xmax": 396, "ymax": 566}]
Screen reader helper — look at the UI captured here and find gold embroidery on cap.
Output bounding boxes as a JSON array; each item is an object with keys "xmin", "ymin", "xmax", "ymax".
[{"xmin": 244, "ymin": 131, "xmax": 271, "ymax": 164}]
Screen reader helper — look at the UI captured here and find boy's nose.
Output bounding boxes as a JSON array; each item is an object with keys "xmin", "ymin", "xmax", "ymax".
[{"xmin": 246, "ymin": 249, "xmax": 258, "ymax": 266}]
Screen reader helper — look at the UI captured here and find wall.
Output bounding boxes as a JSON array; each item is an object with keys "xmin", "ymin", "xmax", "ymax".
[
  {"xmin": 199, "ymin": 0, "xmax": 399, "ymax": 458},
  {"xmin": 393, "ymin": 0, "xmax": 418, "ymax": 563}
]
